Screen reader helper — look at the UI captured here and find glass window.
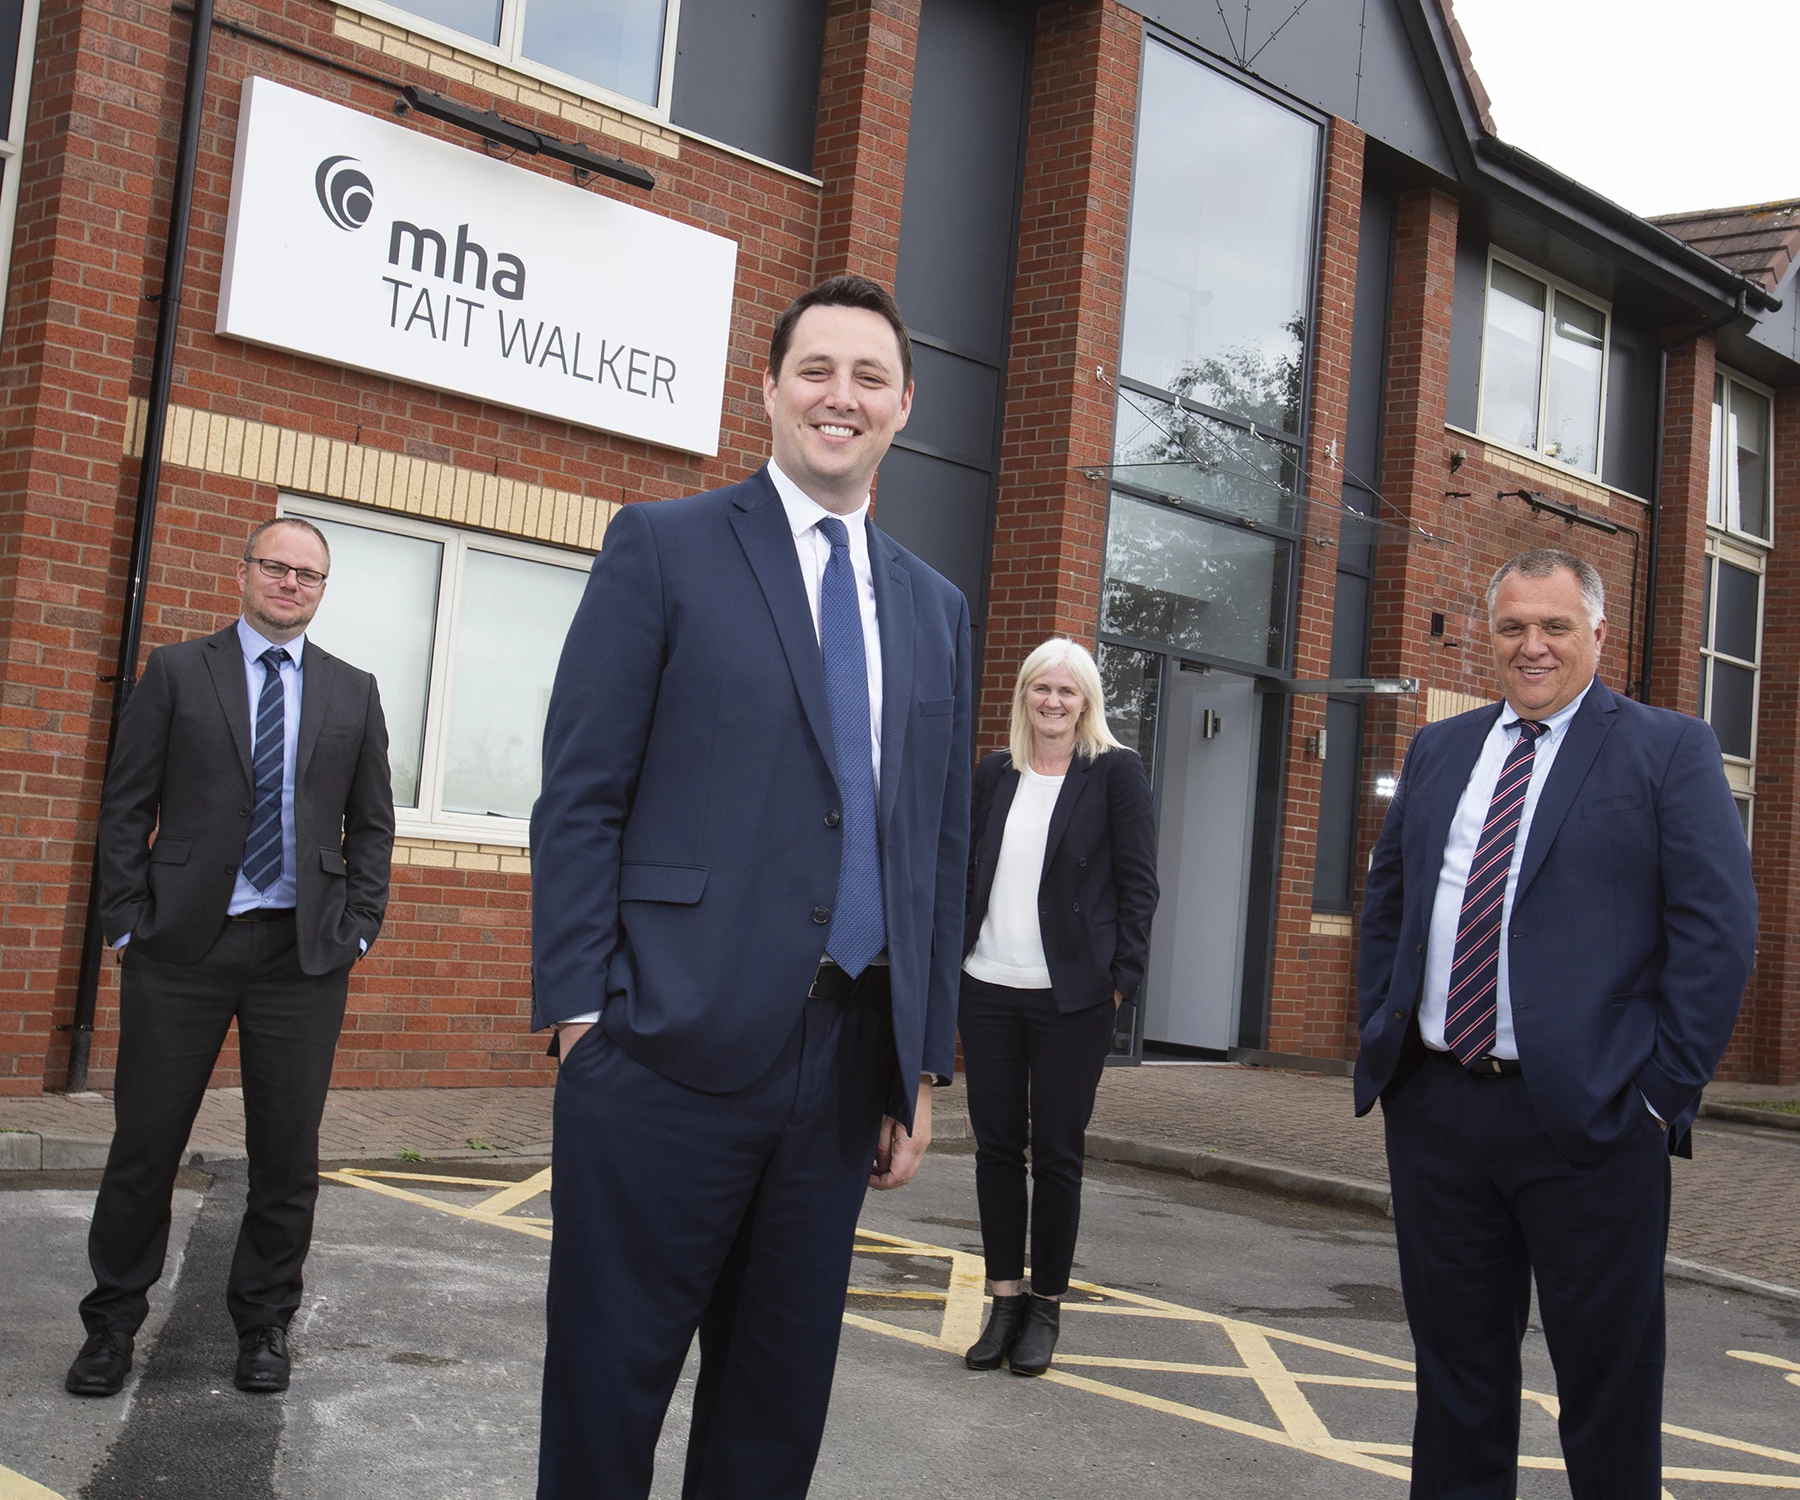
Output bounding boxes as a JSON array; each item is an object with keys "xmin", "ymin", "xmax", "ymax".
[
  {"xmin": 441, "ymin": 549, "xmax": 589, "ymax": 819},
  {"xmin": 358, "ymin": 0, "xmax": 676, "ymax": 110},
  {"xmin": 1111, "ymin": 390, "xmax": 1301, "ymax": 531},
  {"xmin": 1101, "ymin": 493, "xmax": 1290, "ymax": 670},
  {"xmin": 1698, "ymin": 549, "xmax": 1762, "ymax": 767},
  {"xmin": 1479, "ymin": 256, "xmax": 1608, "ymax": 475},
  {"xmin": 287, "ymin": 497, "xmax": 593, "ymax": 837},
  {"xmin": 0, "ymin": 0, "xmax": 42, "ymax": 355},
  {"xmin": 1709, "ymin": 371, "xmax": 1774, "ymax": 544},
  {"xmin": 1098, "ymin": 643, "xmax": 1161, "ymax": 772},
  {"xmin": 1119, "ymin": 39, "xmax": 1319, "ymax": 435},
  {"xmin": 1707, "ymin": 375, "xmax": 1727, "ymax": 528}
]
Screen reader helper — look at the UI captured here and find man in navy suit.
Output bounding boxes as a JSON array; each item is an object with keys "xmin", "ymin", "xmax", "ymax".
[
  {"xmin": 1356, "ymin": 548, "xmax": 1756, "ymax": 1499},
  {"xmin": 530, "ymin": 275, "xmax": 971, "ymax": 1499}
]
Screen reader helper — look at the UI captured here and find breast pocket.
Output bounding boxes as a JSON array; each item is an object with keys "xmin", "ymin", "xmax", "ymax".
[{"xmin": 1582, "ymin": 791, "xmax": 1646, "ymax": 817}]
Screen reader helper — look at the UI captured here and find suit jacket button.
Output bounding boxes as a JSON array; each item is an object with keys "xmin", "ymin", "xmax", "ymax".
[
  {"xmin": 812, "ymin": 906, "xmax": 831, "ymax": 925},
  {"xmin": 825, "ymin": 810, "xmax": 841, "ymax": 828},
  {"xmin": 1393, "ymin": 1009, "xmax": 1404, "ymax": 1020},
  {"xmin": 224, "ymin": 864, "xmax": 237, "ymax": 873},
  {"xmin": 238, "ymin": 807, "xmax": 250, "ymax": 818},
  {"xmin": 1072, "ymin": 902, "xmax": 1080, "ymax": 913},
  {"xmin": 1078, "ymin": 857, "xmax": 1088, "ymax": 867},
  {"xmin": 1416, "ymin": 943, "xmax": 1424, "ymax": 954}
]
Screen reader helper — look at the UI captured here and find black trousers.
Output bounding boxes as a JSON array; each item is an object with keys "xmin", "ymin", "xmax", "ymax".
[
  {"xmin": 958, "ymin": 973, "xmax": 1114, "ymax": 1298},
  {"xmin": 1383, "ymin": 1051, "xmax": 1672, "ymax": 1500},
  {"xmin": 538, "ymin": 985, "xmax": 896, "ymax": 1500},
  {"xmin": 80, "ymin": 912, "xmax": 350, "ymax": 1338}
]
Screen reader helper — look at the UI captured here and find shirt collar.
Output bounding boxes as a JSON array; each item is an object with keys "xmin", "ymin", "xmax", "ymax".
[
  {"xmin": 238, "ymin": 616, "xmax": 304, "ymax": 666},
  {"xmin": 767, "ymin": 459, "xmax": 870, "ymax": 540},
  {"xmin": 1504, "ymin": 678, "xmax": 1594, "ymax": 742}
]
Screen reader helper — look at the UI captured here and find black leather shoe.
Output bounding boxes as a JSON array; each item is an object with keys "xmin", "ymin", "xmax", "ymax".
[
  {"xmin": 964, "ymin": 1294, "xmax": 1027, "ymax": 1370},
  {"xmin": 1008, "ymin": 1295, "xmax": 1061, "ymax": 1376},
  {"xmin": 234, "ymin": 1325, "xmax": 290, "ymax": 1393},
  {"xmin": 65, "ymin": 1327, "xmax": 134, "ymax": 1397}
]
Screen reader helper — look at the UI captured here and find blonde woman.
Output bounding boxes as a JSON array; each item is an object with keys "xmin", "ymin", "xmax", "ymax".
[{"xmin": 960, "ymin": 638, "xmax": 1159, "ymax": 1376}]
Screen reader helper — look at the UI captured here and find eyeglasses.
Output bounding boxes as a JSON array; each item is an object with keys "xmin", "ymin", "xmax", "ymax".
[{"xmin": 249, "ymin": 557, "xmax": 328, "ymax": 589}]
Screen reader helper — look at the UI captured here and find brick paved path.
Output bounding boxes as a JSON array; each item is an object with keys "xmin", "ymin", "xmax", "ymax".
[{"xmin": 7, "ymin": 1065, "xmax": 1797, "ymax": 1289}]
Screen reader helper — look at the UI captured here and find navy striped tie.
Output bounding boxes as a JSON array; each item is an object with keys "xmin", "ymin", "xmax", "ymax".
[
  {"xmin": 241, "ymin": 647, "xmax": 290, "ymax": 893},
  {"xmin": 1443, "ymin": 719, "xmax": 1547, "ymax": 1066},
  {"xmin": 817, "ymin": 517, "xmax": 885, "ymax": 976}
]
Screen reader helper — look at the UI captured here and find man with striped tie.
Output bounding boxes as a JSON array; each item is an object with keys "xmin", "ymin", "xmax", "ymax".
[
  {"xmin": 1355, "ymin": 548, "xmax": 1756, "ymax": 1498},
  {"xmin": 67, "ymin": 516, "xmax": 393, "ymax": 1399},
  {"xmin": 530, "ymin": 275, "xmax": 971, "ymax": 1499}
]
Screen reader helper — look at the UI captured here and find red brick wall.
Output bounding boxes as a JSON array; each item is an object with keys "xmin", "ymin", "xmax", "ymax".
[
  {"xmin": 979, "ymin": 0, "xmax": 1139, "ymax": 750},
  {"xmin": 1648, "ymin": 335, "xmax": 1715, "ymax": 711},
  {"xmin": 0, "ymin": 0, "xmax": 879, "ymax": 1093},
  {"xmin": 1261, "ymin": 119, "xmax": 1362, "ymax": 1061}
]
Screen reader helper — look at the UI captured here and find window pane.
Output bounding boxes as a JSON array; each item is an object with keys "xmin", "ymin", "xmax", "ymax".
[
  {"xmin": 1728, "ymin": 382, "xmax": 1771, "ymax": 539},
  {"xmin": 521, "ymin": 0, "xmax": 668, "ymax": 105},
  {"xmin": 1112, "ymin": 390, "xmax": 1301, "ymax": 530},
  {"xmin": 1713, "ymin": 560, "xmax": 1760, "ymax": 664},
  {"xmin": 301, "ymin": 518, "xmax": 443, "ymax": 809},
  {"xmin": 441, "ymin": 549, "xmax": 590, "ymax": 819},
  {"xmin": 1482, "ymin": 263, "xmax": 1545, "ymax": 451},
  {"xmin": 1101, "ymin": 493, "xmax": 1290, "ymax": 668},
  {"xmin": 1708, "ymin": 660, "xmax": 1755, "ymax": 759},
  {"xmin": 1708, "ymin": 375, "xmax": 1726, "ymax": 527},
  {"xmin": 1543, "ymin": 293, "xmax": 1604, "ymax": 473},
  {"xmin": 382, "ymin": 0, "xmax": 501, "ymax": 45},
  {"xmin": 1098, "ymin": 643, "xmax": 1161, "ymax": 773},
  {"xmin": 1118, "ymin": 40, "xmax": 1318, "ymax": 433},
  {"xmin": 1701, "ymin": 556, "xmax": 1713, "ymax": 648},
  {"xmin": 1736, "ymin": 796, "xmax": 1752, "ymax": 841},
  {"xmin": 1697, "ymin": 653, "xmax": 1708, "ymax": 718}
]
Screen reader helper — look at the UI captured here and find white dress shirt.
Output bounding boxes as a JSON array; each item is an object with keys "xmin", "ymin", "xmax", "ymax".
[
  {"xmin": 767, "ymin": 459, "xmax": 884, "ymax": 792},
  {"xmin": 229, "ymin": 617, "xmax": 306, "ymax": 914},
  {"xmin": 1418, "ymin": 682, "xmax": 1592, "ymax": 1058},
  {"xmin": 964, "ymin": 766, "xmax": 1062, "ymax": 990}
]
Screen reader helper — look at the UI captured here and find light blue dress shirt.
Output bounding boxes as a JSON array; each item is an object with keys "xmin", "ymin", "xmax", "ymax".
[
  {"xmin": 1418, "ymin": 682, "xmax": 1592, "ymax": 1059},
  {"xmin": 229, "ymin": 617, "xmax": 305, "ymax": 914}
]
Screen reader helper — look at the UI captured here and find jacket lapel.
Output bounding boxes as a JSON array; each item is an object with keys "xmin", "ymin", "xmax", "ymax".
[
  {"xmin": 203, "ymin": 627, "xmax": 253, "ymax": 786},
  {"xmin": 729, "ymin": 467, "xmax": 839, "ymax": 783},
  {"xmin": 868, "ymin": 522, "xmax": 913, "ymax": 835},
  {"xmin": 1042, "ymin": 756, "xmax": 1095, "ymax": 876},
  {"xmin": 1512, "ymin": 681, "xmax": 1618, "ymax": 903},
  {"xmin": 297, "ymin": 640, "xmax": 333, "ymax": 780},
  {"xmin": 975, "ymin": 765, "xmax": 1021, "ymax": 918},
  {"xmin": 1418, "ymin": 704, "xmax": 1503, "ymax": 881}
]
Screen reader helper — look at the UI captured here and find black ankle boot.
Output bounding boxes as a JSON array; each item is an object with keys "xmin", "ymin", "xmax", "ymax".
[
  {"xmin": 1008, "ymin": 1295, "xmax": 1061, "ymax": 1376},
  {"xmin": 964, "ymin": 1294, "xmax": 1028, "ymax": 1370}
]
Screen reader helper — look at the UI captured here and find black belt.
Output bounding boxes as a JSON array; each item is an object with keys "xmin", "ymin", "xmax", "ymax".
[
  {"xmin": 229, "ymin": 906, "xmax": 295, "ymax": 922},
  {"xmin": 808, "ymin": 959, "xmax": 890, "ymax": 1003},
  {"xmin": 1431, "ymin": 1048, "xmax": 1521, "ymax": 1078}
]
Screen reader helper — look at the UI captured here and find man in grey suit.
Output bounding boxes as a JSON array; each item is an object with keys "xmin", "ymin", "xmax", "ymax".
[{"xmin": 65, "ymin": 516, "xmax": 394, "ymax": 1398}]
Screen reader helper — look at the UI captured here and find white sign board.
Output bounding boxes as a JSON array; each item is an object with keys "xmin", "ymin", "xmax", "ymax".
[{"xmin": 218, "ymin": 76, "xmax": 739, "ymax": 457}]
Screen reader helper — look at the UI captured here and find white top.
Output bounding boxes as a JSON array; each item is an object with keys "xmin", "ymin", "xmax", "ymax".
[
  {"xmin": 767, "ymin": 458, "xmax": 883, "ymax": 792},
  {"xmin": 963, "ymin": 766, "xmax": 1064, "ymax": 990},
  {"xmin": 1418, "ymin": 682, "xmax": 1592, "ymax": 1058}
]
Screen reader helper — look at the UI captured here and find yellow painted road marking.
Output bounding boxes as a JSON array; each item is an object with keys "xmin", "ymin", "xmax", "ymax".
[
  {"xmin": 0, "ymin": 1464, "xmax": 65, "ymax": 1499},
  {"xmin": 324, "ymin": 1171, "xmax": 1800, "ymax": 1490}
]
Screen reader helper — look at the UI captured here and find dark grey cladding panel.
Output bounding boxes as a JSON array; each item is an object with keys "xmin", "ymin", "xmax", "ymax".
[
  {"xmin": 894, "ymin": 0, "xmax": 1032, "ymax": 358},
  {"xmin": 904, "ymin": 344, "xmax": 1002, "ymax": 470},
  {"xmin": 1446, "ymin": 224, "xmax": 1486, "ymax": 431},
  {"xmin": 873, "ymin": 447, "xmax": 992, "ymax": 611},
  {"xmin": 1126, "ymin": 0, "xmax": 1457, "ymax": 177},
  {"xmin": 1738, "ymin": 259, "xmax": 1800, "ymax": 370},
  {"xmin": 669, "ymin": 0, "xmax": 828, "ymax": 174},
  {"xmin": 1601, "ymin": 312, "xmax": 1656, "ymax": 500}
]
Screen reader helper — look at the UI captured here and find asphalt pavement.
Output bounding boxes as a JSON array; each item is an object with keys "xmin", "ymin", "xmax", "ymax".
[{"xmin": 5, "ymin": 1140, "xmax": 1800, "ymax": 1499}]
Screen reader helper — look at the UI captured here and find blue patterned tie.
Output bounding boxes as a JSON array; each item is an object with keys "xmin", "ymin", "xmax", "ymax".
[
  {"xmin": 1444, "ymin": 719, "xmax": 1546, "ymax": 1065},
  {"xmin": 817, "ymin": 517, "xmax": 885, "ymax": 976},
  {"xmin": 241, "ymin": 646, "xmax": 290, "ymax": 893}
]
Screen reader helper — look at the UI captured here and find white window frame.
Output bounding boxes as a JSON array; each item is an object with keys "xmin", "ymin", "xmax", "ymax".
[
  {"xmin": 1708, "ymin": 364, "xmax": 1776, "ymax": 547},
  {"xmin": 1699, "ymin": 532, "xmax": 1764, "ymax": 841},
  {"xmin": 1476, "ymin": 248, "xmax": 1612, "ymax": 478},
  {"xmin": 281, "ymin": 494, "xmax": 594, "ymax": 846},
  {"xmin": 344, "ymin": 0, "xmax": 682, "ymax": 125},
  {"xmin": 0, "ymin": 0, "xmax": 43, "ymax": 345}
]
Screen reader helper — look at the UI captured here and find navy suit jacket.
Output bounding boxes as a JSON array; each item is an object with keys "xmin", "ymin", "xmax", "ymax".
[
  {"xmin": 530, "ymin": 467, "xmax": 972, "ymax": 1127},
  {"xmin": 1355, "ymin": 680, "xmax": 1756, "ymax": 1160}
]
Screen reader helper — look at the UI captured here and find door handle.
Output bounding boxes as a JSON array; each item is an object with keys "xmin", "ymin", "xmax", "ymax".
[{"xmin": 1201, "ymin": 709, "xmax": 1222, "ymax": 741}]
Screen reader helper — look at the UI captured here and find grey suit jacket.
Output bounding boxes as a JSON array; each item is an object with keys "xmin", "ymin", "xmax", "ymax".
[{"xmin": 97, "ymin": 625, "xmax": 395, "ymax": 974}]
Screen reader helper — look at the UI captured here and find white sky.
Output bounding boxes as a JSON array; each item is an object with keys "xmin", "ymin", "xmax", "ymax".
[{"xmin": 1449, "ymin": 0, "xmax": 1800, "ymax": 218}]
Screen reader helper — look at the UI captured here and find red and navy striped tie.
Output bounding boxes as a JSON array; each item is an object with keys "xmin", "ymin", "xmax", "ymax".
[{"xmin": 1443, "ymin": 719, "xmax": 1547, "ymax": 1066}]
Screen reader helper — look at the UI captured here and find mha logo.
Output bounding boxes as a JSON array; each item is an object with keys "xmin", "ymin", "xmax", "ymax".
[{"xmin": 316, "ymin": 155, "xmax": 373, "ymax": 231}]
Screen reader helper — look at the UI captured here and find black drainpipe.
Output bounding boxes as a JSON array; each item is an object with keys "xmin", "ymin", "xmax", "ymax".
[{"xmin": 64, "ymin": 0, "xmax": 214, "ymax": 1093}]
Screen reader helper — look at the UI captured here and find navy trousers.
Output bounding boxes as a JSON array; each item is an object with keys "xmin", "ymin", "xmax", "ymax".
[
  {"xmin": 538, "ymin": 989, "xmax": 896, "ymax": 1500},
  {"xmin": 1383, "ymin": 1051, "xmax": 1672, "ymax": 1500}
]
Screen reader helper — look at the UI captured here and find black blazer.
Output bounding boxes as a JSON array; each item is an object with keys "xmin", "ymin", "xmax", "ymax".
[
  {"xmin": 97, "ymin": 625, "xmax": 395, "ymax": 975},
  {"xmin": 964, "ymin": 748, "xmax": 1159, "ymax": 1012}
]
